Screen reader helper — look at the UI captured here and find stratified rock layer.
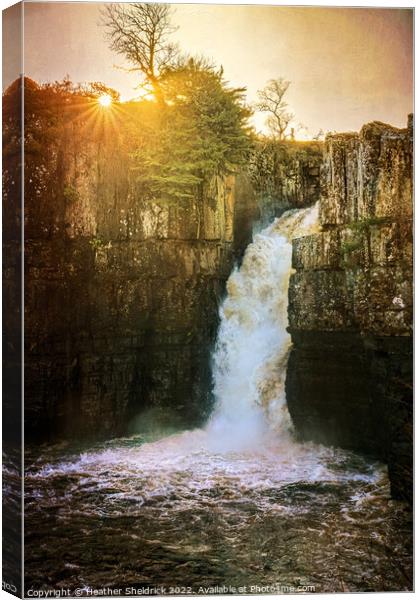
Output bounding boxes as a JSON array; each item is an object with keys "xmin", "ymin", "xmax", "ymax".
[
  {"xmin": 4, "ymin": 95, "xmax": 261, "ymax": 441},
  {"xmin": 286, "ymin": 118, "xmax": 413, "ymax": 502}
]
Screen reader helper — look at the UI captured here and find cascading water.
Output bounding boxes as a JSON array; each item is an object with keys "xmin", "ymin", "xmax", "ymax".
[
  {"xmin": 23, "ymin": 206, "xmax": 412, "ymax": 593},
  {"xmin": 208, "ymin": 205, "xmax": 320, "ymax": 449}
]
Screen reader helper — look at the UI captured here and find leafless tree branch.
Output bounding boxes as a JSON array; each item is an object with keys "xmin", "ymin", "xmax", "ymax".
[
  {"xmin": 255, "ymin": 78, "xmax": 294, "ymax": 140},
  {"xmin": 101, "ymin": 3, "xmax": 179, "ymax": 101}
]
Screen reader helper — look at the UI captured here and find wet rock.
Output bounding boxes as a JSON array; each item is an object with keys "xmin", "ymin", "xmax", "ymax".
[{"xmin": 287, "ymin": 117, "xmax": 413, "ymax": 502}]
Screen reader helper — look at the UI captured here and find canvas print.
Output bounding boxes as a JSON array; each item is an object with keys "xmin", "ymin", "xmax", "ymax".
[{"xmin": 2, "ymin": 1, "xmax": 413, "ymax": 597}]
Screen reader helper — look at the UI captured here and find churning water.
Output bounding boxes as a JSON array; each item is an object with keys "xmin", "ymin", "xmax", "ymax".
[
  {"xmin": 24, "ymin": 207, "xmax": 412, "ymax": 594},
  {"xmin": 208, "ymin": 204, "xmax": 319, "ymax": 449}
]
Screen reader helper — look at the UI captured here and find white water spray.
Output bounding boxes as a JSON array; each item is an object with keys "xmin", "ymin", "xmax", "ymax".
[{"xmin": 207, "ymin": 204, "xmax": 320, "ymax": 450}]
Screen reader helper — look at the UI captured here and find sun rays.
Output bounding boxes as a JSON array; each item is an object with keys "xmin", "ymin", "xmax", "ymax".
[
  {"xmin": 61, "ymin": 92, "xmax": 131, "ymax": 142},
  {"xmin": 98, "ymin": 93, "xmax": 112, "ymax": 107}
]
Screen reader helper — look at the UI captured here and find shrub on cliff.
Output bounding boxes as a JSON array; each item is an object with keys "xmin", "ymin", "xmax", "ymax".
[
  {"xmin": 100, "ymin": 2, "xmax": 253, "ymax": 199},
  {"xmin": 131, "ymin": 58, "xmax": 253, "ymax": 199}
]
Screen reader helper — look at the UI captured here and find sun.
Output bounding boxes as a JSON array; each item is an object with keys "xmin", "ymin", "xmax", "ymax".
[{"xmin": 98, "ymin": 94, "xmax": 112, "ymax": 107}]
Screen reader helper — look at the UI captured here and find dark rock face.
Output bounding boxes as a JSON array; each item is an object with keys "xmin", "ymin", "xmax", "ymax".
[
  {"xmin": 286, "ymin": 118, "xmax": 413, "ymax": 502},
  {"xmin": 5, "ymin": 97, "xmax": 259, "ymax": 442},
  {"xmin": 248, "ymin": 140, "xmax": 323, "ymax": 223}
]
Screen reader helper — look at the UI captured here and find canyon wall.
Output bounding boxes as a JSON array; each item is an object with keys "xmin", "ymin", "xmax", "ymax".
[
  {"xmin": 286, "ymin": 117, "xmax": 413, "ymax": 501},
  {"xmin": 21, "ymin": 118, "xmax": 260, "ymax": 441}
]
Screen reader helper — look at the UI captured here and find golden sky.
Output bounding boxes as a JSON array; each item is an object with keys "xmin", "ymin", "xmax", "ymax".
[{"xmin": 8, "ymin": 2, "xmax": 414, "ymax": 137}]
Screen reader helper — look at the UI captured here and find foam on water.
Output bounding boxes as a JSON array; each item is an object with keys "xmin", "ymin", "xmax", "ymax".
[{"xmin": 27, "ymin": 429, "xmax": 385, "ymax": 520}]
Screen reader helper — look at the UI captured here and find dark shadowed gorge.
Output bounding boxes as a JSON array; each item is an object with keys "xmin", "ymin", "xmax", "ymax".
[{"xmin": 4, "ymin": 78, "xmax": 322, "ymax": 443}]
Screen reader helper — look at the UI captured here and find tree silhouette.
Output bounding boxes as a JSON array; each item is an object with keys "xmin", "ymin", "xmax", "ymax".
[{"xmin": 256, "ymin": 78, "xmax": 294, "ymax": 140}]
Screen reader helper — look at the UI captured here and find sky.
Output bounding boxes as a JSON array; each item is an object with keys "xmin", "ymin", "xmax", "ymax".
[{"xmin": 4, "ymin": 2, "xmax": 414, "ymax": 138}]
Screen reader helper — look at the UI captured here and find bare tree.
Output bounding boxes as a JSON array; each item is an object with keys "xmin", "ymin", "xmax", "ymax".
[
  {"xmin": 313, "ymin": 128, "xmax": 325, "ymax": 141},
  {"xmin": 101, "ymin": 3, "xmax": 179, "ymax": 101},
  {"xmin": 255, "ymin": 78, "xmax": 294, "ymax": 140}
]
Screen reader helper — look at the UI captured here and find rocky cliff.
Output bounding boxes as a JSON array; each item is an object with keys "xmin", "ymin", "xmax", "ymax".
[
  {"xmin": 248, "ymin": 140, "xmax": 323, "ymax": 223},
  {"xmin": 5, "ymin": 81, "xmax": 325, "ymax": 443},
  {"xmin": 3, "ymin": 81, "xmax": 261, "ymax": 441},
  {"xmin": 286, "ymin": 117, "xmax": 413, "ymax": 501}
]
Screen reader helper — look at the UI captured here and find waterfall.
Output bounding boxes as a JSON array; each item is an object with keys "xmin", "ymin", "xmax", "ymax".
[
  {"xmin": 207, "ymin": 204, "xmax": 320, "ymax": 450},
  {"xmin": 26, "ymin": 201, "xmax": 397, "ymax": 594}
]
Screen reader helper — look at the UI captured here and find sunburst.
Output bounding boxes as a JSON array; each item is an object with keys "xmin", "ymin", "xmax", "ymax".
[{"xmin": 98, "ymin": 94, "xmax": 112, "ymax": 107}]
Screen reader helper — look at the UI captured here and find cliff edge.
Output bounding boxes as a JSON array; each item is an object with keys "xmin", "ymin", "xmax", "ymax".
[{"xmin": 286, "ymin": 116, "xmax": 413, "ymax": 502}]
